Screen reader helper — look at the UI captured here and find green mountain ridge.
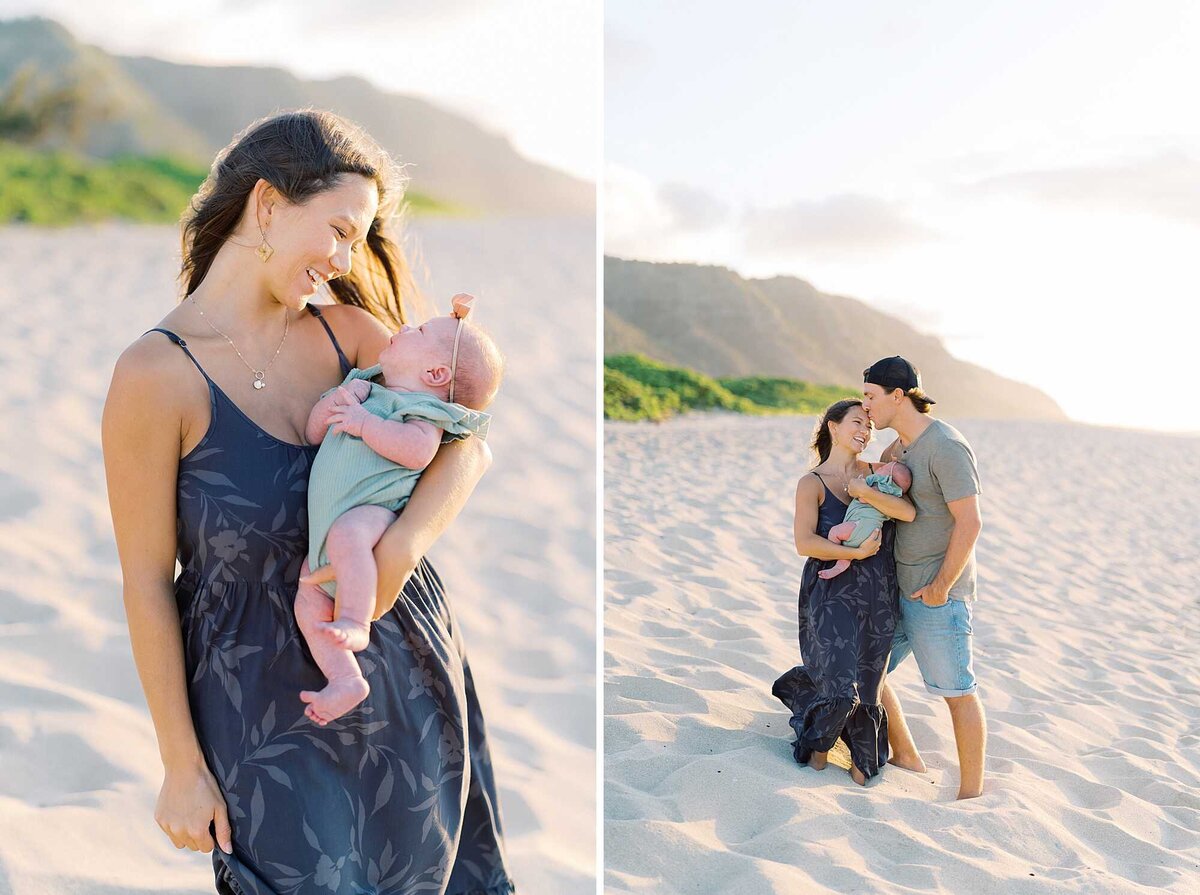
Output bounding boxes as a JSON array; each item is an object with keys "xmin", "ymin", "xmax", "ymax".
[
  {"xmin": 0, "ymin": 16, "xmax": 593, "ymax": 216},
  {"xmin": 604, "ymin": 256, "xmax": 1067, "ymax": 421}
]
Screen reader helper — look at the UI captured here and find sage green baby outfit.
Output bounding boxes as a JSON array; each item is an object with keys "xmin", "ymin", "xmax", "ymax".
[
  {"xmin": 307, "ymin": 364, "xmax": 491, "ymax": 597},
  {"xmin": 839, "ymin": 472, "xmax": 904, "ymax": 548}
]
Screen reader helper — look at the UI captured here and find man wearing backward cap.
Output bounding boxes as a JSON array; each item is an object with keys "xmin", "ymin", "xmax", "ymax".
[{"xmin": 860, "ymin": 356, "xmax": 987, "ymax": 800}]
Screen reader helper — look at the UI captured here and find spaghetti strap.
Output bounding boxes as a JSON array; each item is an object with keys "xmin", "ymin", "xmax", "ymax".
[
  {"xmin": 306, "ymin": 304, "xmax": 353, "ymax": 376},
  {"xmin": 143, "ymin": 327, "xmax": 216, "ymax": 386}
]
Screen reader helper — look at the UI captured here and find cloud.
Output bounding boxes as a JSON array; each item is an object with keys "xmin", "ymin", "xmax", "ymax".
[
  {"xmin": 604, "ymin": 164, "xmax": 738, "ymax": 263},
  {"xmin": 604, "ymin": 26, "xmax": 652, "ymax": 84},
  {"xmin": 657, "ymin": 182, "xmax": 729, "ymax": 232},
  {"xmin": 742, "ymin": 193, "xmax": 936, "ymax": 255},
  {"xmin": 218, "ymin": 0, "xmax": 485, "ymax": 22},
  {"xmin": 604, "ymin": 162, "xmax": 677, "ymax": 257},
  {"xmin": 972, "ymin": 152, "xmax": 1200, "ymax": 225}
]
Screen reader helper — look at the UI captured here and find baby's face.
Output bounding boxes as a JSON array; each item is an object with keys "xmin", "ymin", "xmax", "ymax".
[{"xmin": 378, "ymin": 315, "xmax": 459, "ymax": 383}]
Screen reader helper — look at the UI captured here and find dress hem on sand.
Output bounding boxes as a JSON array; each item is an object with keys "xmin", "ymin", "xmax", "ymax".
[{"xmin": 772, "ymin": 666, "xmax": 890, "ymax": 780}]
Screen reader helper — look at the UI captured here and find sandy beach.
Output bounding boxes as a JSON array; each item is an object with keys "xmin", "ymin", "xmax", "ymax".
[
  {"xmin": 605, "ymin": 413, "xmax": 1200, "ymax": 894},
  {"xmin": 0, "ymin": 217, "xmax": 596, "ymax": 894}
]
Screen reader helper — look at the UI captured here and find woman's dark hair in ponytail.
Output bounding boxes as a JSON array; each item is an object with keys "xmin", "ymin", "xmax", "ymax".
[
  {"xmin": 180, "ymin": 108, "xmax": 417, "ymax": 329},
  {"xmin": 811, "ymin": 399, "xmax": 864, "ymax": 465}
]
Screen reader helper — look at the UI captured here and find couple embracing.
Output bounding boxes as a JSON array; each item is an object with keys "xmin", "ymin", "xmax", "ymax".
[{"xmin": 772, "ymin": 356, "xmax": 987, "ymax": 800}]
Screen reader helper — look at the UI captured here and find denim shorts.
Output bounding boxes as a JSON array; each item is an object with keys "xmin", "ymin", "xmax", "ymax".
[{"xmin": 887, "ymin": 596, "xmax": 977, "ymax": 697}]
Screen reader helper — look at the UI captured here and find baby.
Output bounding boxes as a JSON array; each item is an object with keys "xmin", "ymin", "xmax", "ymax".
[
  {"xmin": 295, "ymin": 293, "xmax": 503, "ymax": 725},
  {"xmin": 818, "ymin": 460, "xmax": 912, "ymax": 580}
]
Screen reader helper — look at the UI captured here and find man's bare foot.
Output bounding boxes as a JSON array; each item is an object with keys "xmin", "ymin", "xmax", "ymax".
[
  {"xmin": 850, "ymin": 764, "xmax": 867, "ymax": 786},
  {"xmin": 888, "ymin": 752, "xmax": 927, "ymax": 773},
  {"xmin": 299, "ymin": 675, "xmax": 370, "ymax": 726},
  {"xmin": 807, "ymin": 750, "xmax": 828, "ymax": 770},
  {"xmin": 956, "ymin": 786, "xmax": 983, "ymax": 800},
  {"xmin": 314, "ymin": 618, "xmax": 372, "ymax": 652}
]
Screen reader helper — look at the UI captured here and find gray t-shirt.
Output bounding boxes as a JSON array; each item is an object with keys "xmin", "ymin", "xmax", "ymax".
[{"xmin": 893, "ymin": 419, "xmax": 981, "ymax": 601}]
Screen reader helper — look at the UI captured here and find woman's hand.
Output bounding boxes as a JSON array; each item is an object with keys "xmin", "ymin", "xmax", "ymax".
[
  {"xmin": 853, "ymin": 529, "xmax": 883, "ymax": 559},
  {"xmin": 156, "ymin": 762, "xmax": 233, "ymax": 855}
]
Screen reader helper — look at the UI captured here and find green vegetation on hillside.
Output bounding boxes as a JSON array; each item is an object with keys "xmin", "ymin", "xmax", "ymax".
[
  {"xmin": 604, "ymin": 354, "xmax": 859, "ymax": 421},
  {"xmin": 604, "ymin": 367, "xmax": 682, "ymax": 421},
  {"xmin": 0, "ymin": 141, "xmax": 456, "ymax": 224},
  {"xmin": 0, "ymin": 142, "xmax": 207, "ymax": 223},
  {"xmin": 717, "ymin": 376, "xmax": 857, "ymax": 412}
]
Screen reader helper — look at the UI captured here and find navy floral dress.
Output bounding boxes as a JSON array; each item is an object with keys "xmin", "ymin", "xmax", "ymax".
[
  {"xmin": 771, "ymin": 471, "xmax": 898, "ymax": 779},
  {"xmin": 145, "ymin": 304, "xmax": 514, "ymax": 895}
]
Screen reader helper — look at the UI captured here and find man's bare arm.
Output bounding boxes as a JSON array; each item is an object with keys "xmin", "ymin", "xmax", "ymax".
[
  {"xmin": 851, "ymin": 483, "xmax": 916, "ymax": 522},
  {"xmin": 917, "ymin": 494, "xmax": 982, "ymax": 600}
]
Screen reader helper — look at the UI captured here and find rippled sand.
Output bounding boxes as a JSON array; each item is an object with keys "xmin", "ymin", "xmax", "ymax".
[
  {"xmin": 605, "ymin": 413, "xmax": 1200, "ymax": 895},
  {"xmin": 0, "ymin": 217, "xmax": 596, "ymax": 894}
]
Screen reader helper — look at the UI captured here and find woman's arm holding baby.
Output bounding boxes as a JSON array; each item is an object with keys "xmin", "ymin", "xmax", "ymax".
[
  {"xmin": 794, "ymin": 475, "xmax": 883, "ymax": 561},
  {"xmin": 369, "ymin": 437, "xmax": 491, "ymax": 619},
  {"xmin": 848, "ymin": 477, "xmax": 916, "ymax": 521}
]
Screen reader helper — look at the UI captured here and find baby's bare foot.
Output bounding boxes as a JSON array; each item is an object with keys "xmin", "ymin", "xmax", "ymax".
[
  {"xmin": 299, "ymin": 675, "xmax": 370, "ymax": 726},
  {"xmin": 314, "ymin": 618, "xmax": 372, "ymax": 652}
]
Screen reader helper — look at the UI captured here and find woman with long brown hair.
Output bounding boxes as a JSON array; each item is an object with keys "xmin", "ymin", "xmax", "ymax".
[
  {"xmin": 772, "ymin": 399, "xmax": 914, "ymax": 785},
  {"xmin": 102, "ymin": 110, "xmax": 513, "ymax": 894}
]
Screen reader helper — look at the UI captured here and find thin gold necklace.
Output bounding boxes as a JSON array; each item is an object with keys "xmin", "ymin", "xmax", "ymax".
[{"xmin": 188, "ymin": 294, "xmax": 290, "ymax": 390}]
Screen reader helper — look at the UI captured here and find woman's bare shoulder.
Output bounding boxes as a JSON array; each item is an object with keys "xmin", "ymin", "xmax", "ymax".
[
  {"xmin": 108, "ymin": 328, "xmax": 198, "ymax": 411},
  {"xmin": 796, "ymin": 470, "xmax": 824, "ymax": 503},
  {"xmin": 114, "ymin": 329, "xmax": 182, "ymax": 378},
  {"xmin": 316, "ymin": 303, "xmax": 391, "ymax": 366}
]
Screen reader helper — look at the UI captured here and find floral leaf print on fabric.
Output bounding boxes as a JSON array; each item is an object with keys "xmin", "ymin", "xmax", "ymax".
[
  {"xmin": 771, "ymin": 479, "xmax": 898, "ymax": 780},
  {"xmin": 145, "ymin": 325, "xmax": 514, "ymax": 895}
]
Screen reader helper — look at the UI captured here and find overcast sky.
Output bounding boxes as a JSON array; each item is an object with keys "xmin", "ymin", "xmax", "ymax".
[
  {"xmin": 0, "ymin": 0, "xmax": 599, "ymax": 181},
  {"xmin": 607, "ymin": 0, "xmax": 1199, "ymax": 433}
]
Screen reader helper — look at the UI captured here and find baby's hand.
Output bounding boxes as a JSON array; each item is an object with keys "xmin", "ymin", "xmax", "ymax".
[
  {"xmin": 846, "ymin": 476, "xmax": 870, "ymax": 500},
  {"xmin": 346, "ymin": 379, "xmax": 372, "ymax": 402},
  {"xmin": 332, "ymin": 384, "xmax": 367, "ymax": 406},
  {"xmin": 328, "ymin": 401, "xmax": 373, "ymax": 438}
]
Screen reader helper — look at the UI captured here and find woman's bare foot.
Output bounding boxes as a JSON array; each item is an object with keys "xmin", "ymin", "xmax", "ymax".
[
  {"xmin": 314, "ymin": 618, "xmax": 372, "ymax": 652},
  {"xmin": 850, "ymin": 764, "xmax": 867, "ymax": 786},
  {"xmin": 299, "ymin": 674, "xmax": 370, "ymax": 725},
  {"xmin": 888, "ymin": 751, "xmax": 928, "ymax": 773},
  {"xmin": 807, "ymin": 750, "xmax": 828, "ymax": 770}
]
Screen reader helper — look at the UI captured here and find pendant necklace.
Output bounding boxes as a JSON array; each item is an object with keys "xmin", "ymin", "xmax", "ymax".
[{"xmin": 188, "ymin": 294, "xmax": 290, "ymax": 390}]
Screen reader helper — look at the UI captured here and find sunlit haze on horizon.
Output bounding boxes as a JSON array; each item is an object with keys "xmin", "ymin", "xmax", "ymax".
[
  {"xmin": 0, "ymin": 0, "xmax": 598, "ymax": 181},
  {"xmin": 606, "ymin": 0, "xmax": 1199, "ymax": 434}
]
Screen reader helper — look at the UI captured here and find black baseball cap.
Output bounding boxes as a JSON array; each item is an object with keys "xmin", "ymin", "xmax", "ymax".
[{"xmin": 863, "ymin": 356, "xmax": 936, "ymax": 404}]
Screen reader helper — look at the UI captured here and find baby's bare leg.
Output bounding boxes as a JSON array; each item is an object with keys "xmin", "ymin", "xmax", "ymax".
[
  {"xmin": 317, "ymin": 505, "xmax": 397, "ymax": 652},
  {"xmin": 295, "ymin": 505, "xmax": 395, "ymax": 726},
  {"xmin": 295, "ymin": 582, "xmax": 369, "ymax": 726},
  {"xmin": 818, "ymin": 521, "xmax": 857, "ymax": 580}
]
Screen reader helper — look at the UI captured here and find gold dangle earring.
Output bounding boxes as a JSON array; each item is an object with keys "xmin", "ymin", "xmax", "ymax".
[{"xmin": 255, "ymin": 222, "xmax": 274, "ymax": 262}]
